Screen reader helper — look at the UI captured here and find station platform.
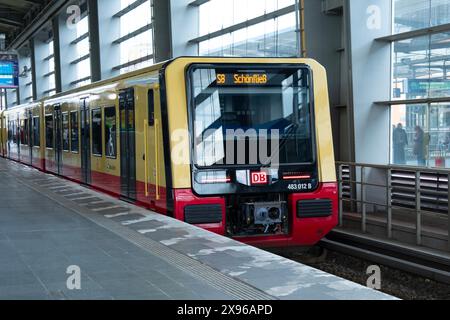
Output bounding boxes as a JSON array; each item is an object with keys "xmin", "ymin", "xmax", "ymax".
[{"xmin": 0, "ymin": 158, "xmax": 395, "ymax": 300}]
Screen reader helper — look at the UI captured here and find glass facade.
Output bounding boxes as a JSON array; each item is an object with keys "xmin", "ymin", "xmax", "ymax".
[
  {"xmin": 394, "ymin": 0, "xmax": 450, "ymax": 34},
  {"xmin": 198, "ymin": 0, "xmax": 300, "ymax": 57},
  {"xmin": 47, "ymin": 40, "xmax": 56, "ymax": 97},
  {"xmin": 75, "ymin": 16, "xmax": 91, "ymax": 87},
  {"xmin": 118, "ymin": 0, "xmax": 153, "ymax": 74},
  {"xmin": 391, "ymin": 0, "xmax": 450, "ymax": 168}
]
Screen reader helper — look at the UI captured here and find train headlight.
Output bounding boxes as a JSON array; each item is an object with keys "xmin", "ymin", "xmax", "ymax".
[{"xmin": 256, "ymin": 208, "xmax": 269, "ymax": 220}]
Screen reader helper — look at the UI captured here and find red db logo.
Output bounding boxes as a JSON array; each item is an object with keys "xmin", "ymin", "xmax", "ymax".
[{"xmin": 251, "ymin": 172, "xmax": 268, "ymax": 185}]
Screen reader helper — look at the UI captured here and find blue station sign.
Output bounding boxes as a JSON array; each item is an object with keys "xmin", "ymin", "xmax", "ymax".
[{"xmin": 0, "ymin": 54, "xmax": 19, "ymax": 88}]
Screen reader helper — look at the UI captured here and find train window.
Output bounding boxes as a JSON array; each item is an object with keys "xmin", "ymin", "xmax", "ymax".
[
  {"xmin": 70, "ymin": 111, "xmax": 79, "ymax": 153},
  {"xmin": 20, "ymin": 120, "xmax": 26, "ymax": 145},
  {"xmin": 190, "ymin": 66, "xmax": 313, "ymax": 167},
  {"xmin": 148, "ymin": 90, "xmax": 155, "ymax": 126},
  {"xmin": 23, "ymin": 119, "xmax": 29, "ymax": 146},
  {"xmin": 104, "ymin": 106, "xmax": 117, "ymax": 158},
  {"xmin": 13, "ymin": 120, "xmax": 17, "ymax": 144},
  {"xmin": 45, "ymin": 115, "xmax": 54, "ymax": 149},
  {"xmin": 7, "ymin": 121, "xmax": 13, "ymax": 142},
  {"xmin": 62, "ymin": 112, "xmax": 69, "ymax": 151},
  {"xmin": 33, "ymin": 117, "xmax": 40, "ymax": 147},
  {"xmin": 91, "ymin": 108, "xmax": 102, "ymax": 156}
]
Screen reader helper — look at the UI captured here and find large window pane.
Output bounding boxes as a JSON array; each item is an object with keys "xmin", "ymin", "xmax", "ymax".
[
  {"xmin": 431, "ymin": 0, "xmax": 450, "ymax": 26},
  {"xmin": 118, "ymin": 0, "xmax": 153, "ymax": 73},
  {"xmin": 429, "ymin": 33, "xmax": 450, "ymax": 98},
  {"xmin": 394, "ymin": 0, "xmax": 450, "ymax": 33},
  {"xmin": 200, "ymin": 12, "xmax": 298, "ymax": 57},
  {"xmin": 391, "ymin": 104, "xmax": 444, "ymax": 167},
  {"xmin": 393, "ymin": 33, "xmax": 450, "ymax": 100},
  {"xmin": 429, "ymin": 103, "xmax": 450, "ymax": 167},
  {"xmin": 393, "ymin": 36, "xmax": 430, "ymax": 100},
  {"xmin": 200, "ymin": 0, "xmax": 295, "ymax": 36},
  {"xmin": 394, "ymin": 0, "xmax": 431, "ymax": 34}
]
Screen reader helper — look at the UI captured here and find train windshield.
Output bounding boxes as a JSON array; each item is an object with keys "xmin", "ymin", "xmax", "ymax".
[{"xmin": 189, "ymin": 65, "xmax": 314, "ymax": 168}]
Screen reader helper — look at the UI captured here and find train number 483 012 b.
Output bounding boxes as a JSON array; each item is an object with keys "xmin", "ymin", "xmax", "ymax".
[{"xmin": 287, "ymin": 183, "xmax": 313, "ymax": 191}]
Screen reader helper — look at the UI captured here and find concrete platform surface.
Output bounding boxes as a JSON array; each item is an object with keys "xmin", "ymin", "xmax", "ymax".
[{"xmin": 0, "ymin": 158, "xmax": 396, "ymax": 300}]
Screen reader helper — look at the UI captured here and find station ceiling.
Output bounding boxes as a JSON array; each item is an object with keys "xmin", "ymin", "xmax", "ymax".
[{"xmin": 0, "ymin": 0, "xmax": 48, "ymax": 48}]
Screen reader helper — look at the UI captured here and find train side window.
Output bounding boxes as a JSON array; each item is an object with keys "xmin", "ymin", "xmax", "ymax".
[
  {"xmin": 8, "ymin": 121, "xmax": 12, "ymax": 142},
  {"xmin": 70, "ymin": 111, "xmax": 79, "ymax": 153},
  {"xmin": 19, "ymin": 120, "xmax": 25, "ymax": 145},
  {"xmin": 45, "ymin": 115, "xmax": 54, "ymax": 149},
  {"xmin": 33, "ymin": 117, "xmax": 40, "ymax": 147},
  {"xmin": 148, "ymin": 89, "xmax": 155, "ymax": 126},
  {"xmin": 91, "ymin": 108, "xmax": 102, "ymax": 156},
  {"xmin": 62, "ymin": 112, "xmax": 69, "ymax": 152},
  {"xmin": 104, "ymin": 106, "xmax": 117, "ymax": 158},
  {"xmin": 20, "ymin": 120, "xmax": 23, "ymax": 145},
  {"xmin": 23, "ymin": 119, "xmax": 29, "ymax": 146},
  {"xmin": 13, "ymin": 120, "xmax": 17, "ymax": 144}
]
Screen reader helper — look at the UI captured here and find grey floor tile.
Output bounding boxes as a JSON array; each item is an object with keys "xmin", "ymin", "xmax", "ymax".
[
  {"xmin": 0, "ymin": 270, "xmax": 41, "ymax": 287},
  {"xmin": 0, "ymin": 283, "xmax": 47, "ymax": 299}
]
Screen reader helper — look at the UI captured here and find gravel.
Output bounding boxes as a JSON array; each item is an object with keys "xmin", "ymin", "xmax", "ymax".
[{"xmin": 282, "ymin": 249, "xmax": 450, "ymax": 300}]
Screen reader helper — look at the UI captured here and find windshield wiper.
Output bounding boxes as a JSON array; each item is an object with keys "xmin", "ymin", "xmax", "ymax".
[{"xmin": 260, "ymin": 123, "xmax": 298, "ymax": 168}]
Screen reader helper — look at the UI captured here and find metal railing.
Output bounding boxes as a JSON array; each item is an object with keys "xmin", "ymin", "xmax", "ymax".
[{"xmin": 336, "ymin": 162, "xmax": 450, "ymax": 251}]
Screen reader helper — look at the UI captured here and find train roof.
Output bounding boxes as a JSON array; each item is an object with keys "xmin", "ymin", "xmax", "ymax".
[{"xmin": 4, "ymin": 56, "xmax": 317, "ymax": 112}]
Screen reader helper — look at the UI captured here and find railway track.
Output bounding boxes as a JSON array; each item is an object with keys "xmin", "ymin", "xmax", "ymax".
[{"xmin": 319, "ymin": 230, "xmax": 450, "ymax": 285}]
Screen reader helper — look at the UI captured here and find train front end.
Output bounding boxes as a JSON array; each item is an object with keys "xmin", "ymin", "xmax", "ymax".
[{"xmin": 166, "ymin": 58, "xmax": 337, "ymax": 248}]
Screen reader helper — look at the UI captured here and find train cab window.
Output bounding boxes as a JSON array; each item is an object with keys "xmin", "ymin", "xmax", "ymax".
[
  {"xmin": 148, "ymin": 90, "xmax": 155, "ymax": 126},
  {"xmin": 45, "ymin": 115, "xmax": 54, "ymax": 149},
  {"xmin": 33, "ymin": 117, "xmax": 40, "ymax": 147},
  {"xmin": 190, "ymin": 66, "xmax": 313, "ymax": 167},
  {"xmin": 70, "ymin": 111, "xmax": 79, "ymax": 153},
  {"xmin": 91, "ymin": 109, "xmax": 102, "ymax": 156},
  {"xmin": 104, "ymin": 107, "xmax": 117, "ymax": 158},
  {"xmin": 62, "ymin": 113, "xmax": 69, "ymax": 151}
]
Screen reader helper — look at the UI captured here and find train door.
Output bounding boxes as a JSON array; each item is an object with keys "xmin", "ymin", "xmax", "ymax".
[
  {"xmin": 119, "ymin": 88, "xmax": 137, "ymax": 200},
  {"xmin": 54, "ymin": 105, "xmax": 63, "ymax": 175},
  {"xmin": 145, "ymin": 87, "xmax": 161, "ymax": 204},
  {"xmin": 80, "ymin": 98, "xmax": 91, "ymax": 184}
]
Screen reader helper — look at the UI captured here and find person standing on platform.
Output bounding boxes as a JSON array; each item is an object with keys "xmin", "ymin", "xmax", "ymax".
[
  {"xmin": 393, "ymin": 123, "xmax": 408, "ymax": 165},
  {"xmin": 414, "ymin": 126, "xmax": 426, "ymax": 166}
]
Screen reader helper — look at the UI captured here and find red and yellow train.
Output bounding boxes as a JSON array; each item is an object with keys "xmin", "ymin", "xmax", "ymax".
[{"xmin": 0, "ymin": 57, "xmax": 337, "ymax": 247}]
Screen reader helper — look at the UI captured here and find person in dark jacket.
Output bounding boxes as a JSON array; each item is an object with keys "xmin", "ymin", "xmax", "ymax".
[
  {"xmin": 413, "ymin": 126, "xmax": 426, "ymax": 166},
  {"xmin": 393, "ymin": 123, "xmax": 408, "ymax": 165}
]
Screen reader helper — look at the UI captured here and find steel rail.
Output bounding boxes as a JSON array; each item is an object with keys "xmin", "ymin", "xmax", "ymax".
[{"xmin": 320, "ymin": 230, "xmax": 450, "ymax": 285}]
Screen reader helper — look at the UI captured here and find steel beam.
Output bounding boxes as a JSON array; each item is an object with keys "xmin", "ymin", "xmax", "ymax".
[
  {"xmin": 7, "ymin": 0, "xmax": 70, "ymax": 50},
  {"xmin": 52, "ymin": 15, "xmax": 62, "ymax": 93},
  {"xmin": 87, "ymin": 0, "xmax": 101, "ymax": 82}
]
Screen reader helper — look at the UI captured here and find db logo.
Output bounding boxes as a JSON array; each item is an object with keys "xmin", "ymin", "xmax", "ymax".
[{"xmin": 251, "ymin": 172, "xmax": 268, "ymax": 185}]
